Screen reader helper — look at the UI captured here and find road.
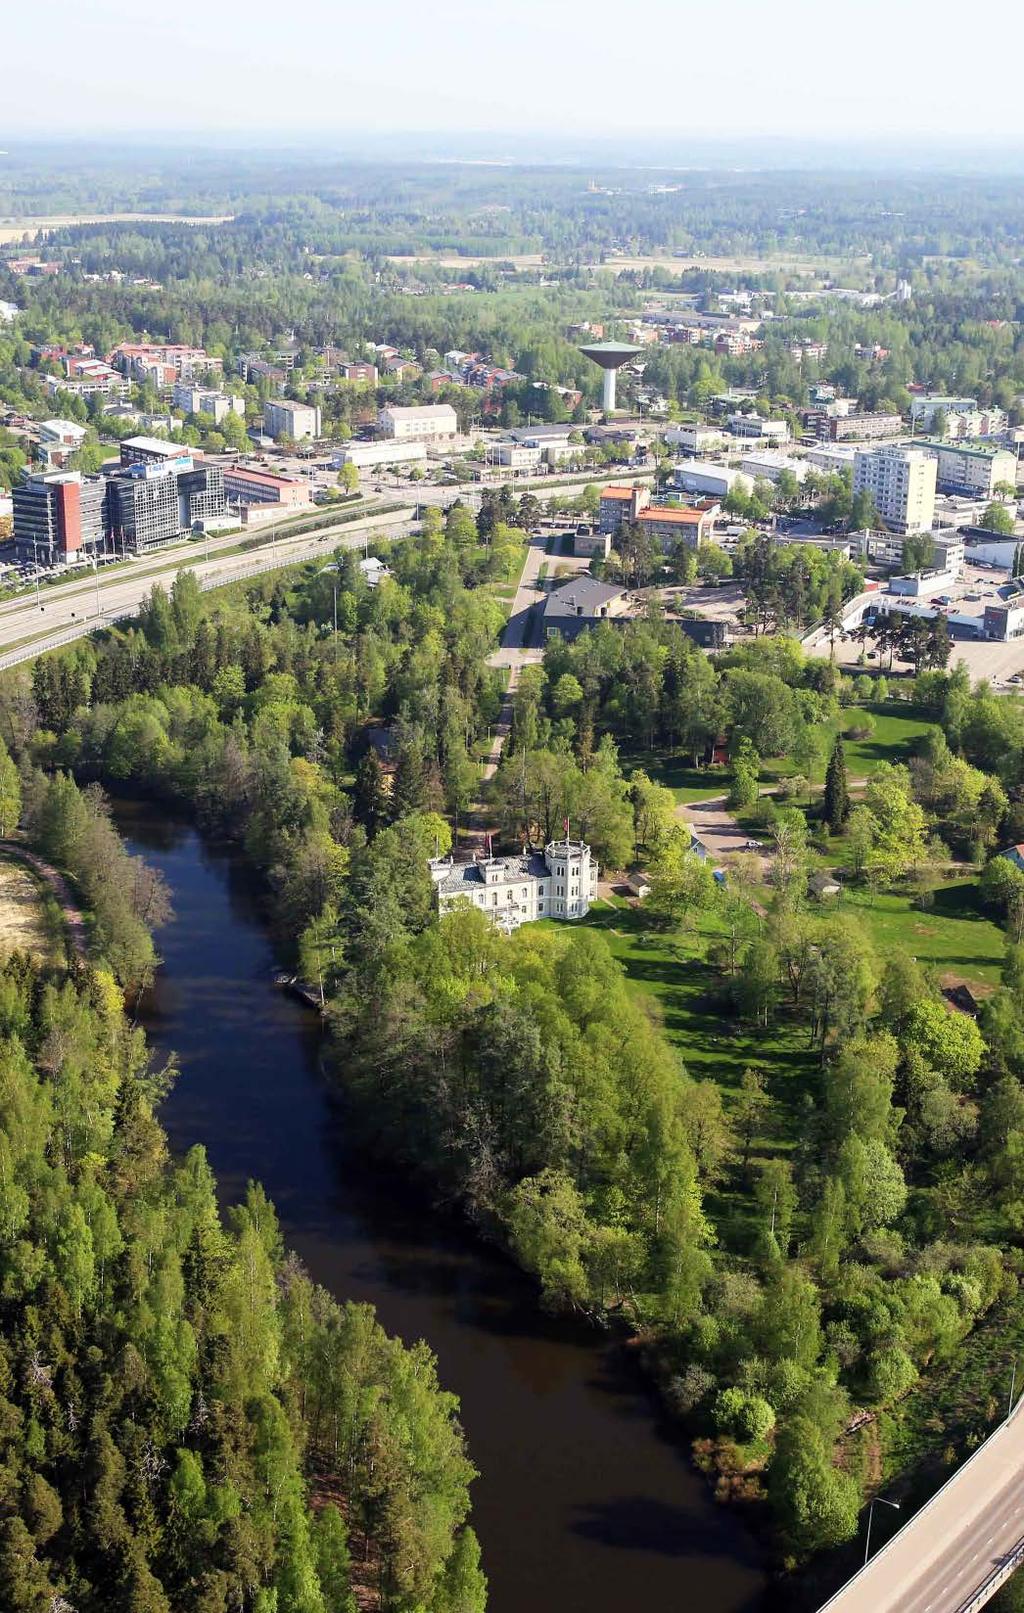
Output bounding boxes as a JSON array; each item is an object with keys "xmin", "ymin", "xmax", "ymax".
[
  {"xmin": 0, "ymin": 507, "xmax": 415, "ymax": 669},
  {"xmin": 818, "ymin": 1403, "xmax": 1024, "ymax": 1613},
  {"xmin": 486, "ymin": 533, "xmax": 592, "ymax": 674}
]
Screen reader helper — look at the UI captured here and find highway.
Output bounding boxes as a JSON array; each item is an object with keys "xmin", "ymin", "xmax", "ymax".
[
  {"xmin": 818, "ymin": 1402, "xmax": 1024, "ymax": 1613},
  {"xmin": 0, "ymin": 506, "xmax": 415, "ymax": 670}
]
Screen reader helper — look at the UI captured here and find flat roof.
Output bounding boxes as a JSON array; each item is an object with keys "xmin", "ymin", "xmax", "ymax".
[
  {"xmin": 637, "ymin": 505, "xmax": 707, "ymax": 524},
  {"xmin": 914, "ymin": 438, "xmax": 1013, "ymax": 460},
  {"xmin": 122, "ymin": 436, "xmax": 183, "ymax": 457},
  {"xmin": 600, "ymin": 486, "xmax": 636, "ymax": 499},
  {"xmin": 224, "ymin": 465, "xmax": 302, "ymax": 487}
]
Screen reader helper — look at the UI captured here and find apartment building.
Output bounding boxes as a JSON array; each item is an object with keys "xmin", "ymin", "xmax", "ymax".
[
  {"xmin": 263, "ymin": 400, "xmax": 322, "ymax": 441},
  {"xmin": 172, "ymin": 384, "xmax": 246, "ymax": 423},
  {"xmin": 12, "ymin": 470, "xmax": 105, "ymax": 565},
  {"xmin": 45, "ymin": 359, "xmax": 129, "ymax": 400},
  {"xmin": 913, "ymin": 439, "xmax": 1018, "ymax": 499},
  {"xmin": 598, "ymin": 484, "xmax": 649, "ymax": 533},
  {"xmin": 909, "ymin": 396, "xmax": 1008, "ymax": 439},
  {"xmin": 636, "ymin": 501, "xmax": 720, "ymax": 549},
  {"xmin": 110, "ymin": 343, "xmax": 222, "ymax": 386},
  {"xmin": 812, "ymin": 412, "xmax": 904, "ymax": 442},
  {"xmin": 37, "ymin": 419, "xmax": 87, "ymax": 469},
  {"xmin": 378, "ymin": 403, "xmax": 458, "ymax": 442},
  {"xmin": 853, "ymin": 444, "xmax": 937, "ymax": 534}
]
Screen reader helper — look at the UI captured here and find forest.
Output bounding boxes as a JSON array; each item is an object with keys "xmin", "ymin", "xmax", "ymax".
[{"xmin": 1, "ymin": 474, "xmax": 1024, "ymax": 1579}]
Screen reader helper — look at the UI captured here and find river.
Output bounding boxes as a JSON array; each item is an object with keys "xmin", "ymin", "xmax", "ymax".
[{"xmin": 115, "ymin": 799, "xmax": 768, "ymax": 1613}]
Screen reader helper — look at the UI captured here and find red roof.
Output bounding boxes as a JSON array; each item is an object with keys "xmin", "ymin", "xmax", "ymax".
[{"xmin": 600, "ymin": 486, "xmax": 636, "ymax": 500}]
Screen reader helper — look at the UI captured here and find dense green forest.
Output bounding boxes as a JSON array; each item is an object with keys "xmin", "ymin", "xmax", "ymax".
[
  {"xmin": 0, "ymin": 943, "xmax": 484, "ymax": 1613},
  {"xmin": 6, "ymin": 482, "xmax": 1024, "ymax": 1573}
]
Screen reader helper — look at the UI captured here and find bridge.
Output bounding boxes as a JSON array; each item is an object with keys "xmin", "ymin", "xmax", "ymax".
[{"xmin": 818, "ymin": 1398, "xmax": 1024, "ymax": 1613}]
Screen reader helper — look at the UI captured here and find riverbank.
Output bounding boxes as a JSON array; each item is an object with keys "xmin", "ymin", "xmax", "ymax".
[{"xmin": 112, "ymin": 797, "xmax": 768, "ymax": 1613}]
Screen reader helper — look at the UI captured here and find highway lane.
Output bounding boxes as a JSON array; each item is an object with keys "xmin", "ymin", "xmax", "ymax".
[
  {"xmin": 819, "ymin": 1404, "xmax": 1024, "ymax": 1613},
  {"xmin": 0, "ymin": 508, "xmax": 415, "ymax": 668}
]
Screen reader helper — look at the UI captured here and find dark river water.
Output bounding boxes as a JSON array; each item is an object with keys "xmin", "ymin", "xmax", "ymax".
[{"xmin": 115, "ymin": 799, "xmax": 768, "ymax": 1613}]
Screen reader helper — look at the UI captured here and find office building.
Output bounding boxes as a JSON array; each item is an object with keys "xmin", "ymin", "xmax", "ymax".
[
  {"xmin": 120, "ymin": 436, "xmax": 187, "ymax": 468},
  {"xmin": 853, "ymin": 444, "xmax": 937, "ymax": 534},
  {"xmin": 598, "ymin": 485, "xmax": 650, "ymax": 533},
  {"xmin": 37, "ymin": 419, "xmax": 87, "ymax": 469},
  {"xmin": 663, "ymin": 424, "xmax": 728, "ymax": 456},
  {"xmin": 106, "ymin": 456, "xmax": 226, "ymax": 553},
  {"xmin": 636, "ymin": 502, "xmax": 720, "ymax": 550},
  {"xmin": 378, "ymin": 403, "xmax": 457, "ymax": 442},
  {"xmin": 913, "ymin": 439, "xmax": 1018, "ymax": 499},
  {"xmin": 12, "ymin": 470, "xmax": 105, "ymax": 566},
  {"xmin": 727, "ymin": 414, "xmax": 790, "ymax": 442},
  {"xmin": 223, "ymin": 466, "xmax": 311, "ymax": 507},
  {"xmin": 263, "ymin": 400, "xmax": 321, "ymax": 441}
]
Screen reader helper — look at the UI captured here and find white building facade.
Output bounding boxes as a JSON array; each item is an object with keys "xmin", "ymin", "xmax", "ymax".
[
  {"xmin": 378, "ymin": 404, "xmax": 458, "ymax": 441},
  {"xmin": 430, "ymin": 839, "xmax": 597, "ymax": 930},
  {"xmin": 853, "ymin": 444, "xmax": 937, "ymax": 535}
]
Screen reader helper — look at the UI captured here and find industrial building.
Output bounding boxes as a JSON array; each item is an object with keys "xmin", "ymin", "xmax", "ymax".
[
  {"xmin": 12, "ymin": 470, "xmax": 106, "ymax": 566},
  {"xmin": 334, "ymin": 439, "xmax": 428, "ymax": 470},
  {"xmin": 853, "ymin": 444, "xmax": 937, "ymax": 534},
  {"xmin": 377, "ymin": 403, "xmax": 457, "ymax": 442}
]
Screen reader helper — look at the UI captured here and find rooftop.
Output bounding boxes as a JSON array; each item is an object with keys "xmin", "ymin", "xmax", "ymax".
[
  {"xmin": 432, "ymin": 850, "xmax": 549, "ymax": 896},
  {"xmin": 544, "ymin": 577, "xmax": 628, "ymax": 619},
  {"xmin": 122, "ymin": 435, "xmax": 184, "ymax": 458},
  {"xmin": 637, "ymin": 505, "xmax": 709, "ymax": 525}
]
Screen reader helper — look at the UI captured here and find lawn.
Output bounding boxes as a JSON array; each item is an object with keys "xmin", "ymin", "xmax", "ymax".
[
  {"xmin": 760, "ymin": 701, "xmax": 937, "ymax": 787},
  {"xmin": 841, "ymin": 881, "xmax": 1006, "ymax": 993},
  {"xmin": 620, "ymin": 748, "xmax": 727, "ymax": 804}
]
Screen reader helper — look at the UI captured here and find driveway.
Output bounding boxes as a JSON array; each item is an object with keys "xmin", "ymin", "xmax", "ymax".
[{"xmin": 487, "ymin": 534, "xmax": 592, "ymax": 671}]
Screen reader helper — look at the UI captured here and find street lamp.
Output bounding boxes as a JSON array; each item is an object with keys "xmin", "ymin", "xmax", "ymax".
[
  {"xmin": 89, "ymin": 553, "xmax": 101, "ymax": 620},
  {"xmin": 864, "ymin": 1495, "xmax": 900, "ymax": 1567}
]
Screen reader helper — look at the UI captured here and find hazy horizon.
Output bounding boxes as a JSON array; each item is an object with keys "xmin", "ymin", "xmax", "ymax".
[{"xmin": 5, "ymin": 0, "xmax": 1024, "ymax": 151}]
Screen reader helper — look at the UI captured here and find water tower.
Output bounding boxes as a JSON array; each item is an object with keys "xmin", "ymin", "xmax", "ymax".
[{"xmin": 579, "ymin": 340, "xmax": 643, "ymax": 414}]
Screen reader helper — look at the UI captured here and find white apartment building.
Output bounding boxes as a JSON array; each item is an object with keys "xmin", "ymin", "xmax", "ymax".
[
  {"xmin": 263, "ymin": 399, "xmax": 321, "ymax": 440},
  {"xmin": 913, "ymin": 440, "xmax": 1018, "ymax": 500},
  {"xmin": 173, "ymin": 384, "xmax": 246, "ymax": 423},
  {"xmin": 853, "ymin": 444, "xmax": 937, "ymax": 535},
  {"xmin": 909, "ymin": 397, "xmax": 1007, "ymax": 439},
  {"xmin": 804, "ymin": 444, "xmax": 857, "ymax": 474},
  {"xmin": 378, "ymin": 403, "xmax": 458, "ymax": 442},
  {"xmin": 430, "ymin": 839, "xmax": 597, "ymax": 930}
]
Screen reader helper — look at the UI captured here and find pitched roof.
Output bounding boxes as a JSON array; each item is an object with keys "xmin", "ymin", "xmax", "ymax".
[
  {"xmin": 544, "ymin": 577, "xmax": 628, "ymax": 620},
  {"xmin": 435, "ymin": 851, "xmax": 548, "ymax": 895},
  {"xmin": 637, "ymin": 505, "xmax": 707, "ymax": 525}
]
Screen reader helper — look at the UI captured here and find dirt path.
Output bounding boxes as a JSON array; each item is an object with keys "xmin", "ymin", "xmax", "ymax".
[{"xmin": 0, "ymin": 841, "xmax": 89, "ymax": 964}]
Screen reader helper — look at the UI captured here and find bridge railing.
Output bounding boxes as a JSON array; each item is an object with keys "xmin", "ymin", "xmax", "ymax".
[
  {"xmin": 955, "ymin": 1533, "xmax": 1024, "ymax": 1612},
  {"xmin": 816, "ymin": 1390, "xmax": 1024, "ymax": 1612}
]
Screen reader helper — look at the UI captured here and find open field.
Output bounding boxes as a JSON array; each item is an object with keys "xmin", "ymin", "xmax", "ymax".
[
  {"xmin": 384, "ymin": 251, "xmax": 544, "ymax": 269},
  {"xmin": 0, "ymin": 212, "xmax": 234, "ymax": 244},
  {"xmin": 0, "ymin": 855, "xmax": 54, "ymax": 961},
  {"xmin": 583, "ymin": 251, "xmax": 872, "ymax": 277}
]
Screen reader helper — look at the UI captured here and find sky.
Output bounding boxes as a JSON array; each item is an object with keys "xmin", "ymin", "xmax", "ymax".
[{"xmin": 4, "ymin": 0, "xmax": 1024, "ymax": 149}]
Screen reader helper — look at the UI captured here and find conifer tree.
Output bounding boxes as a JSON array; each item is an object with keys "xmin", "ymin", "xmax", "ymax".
[{"xmin": 823, "ymin": 736, "xmax": 850, "ymax": 831}]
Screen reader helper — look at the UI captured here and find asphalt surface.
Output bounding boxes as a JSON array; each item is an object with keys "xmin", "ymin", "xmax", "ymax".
[
  {"xmin": 818, "ymin": 1407, "xmax": 1024, "ymax": 1613},
  {"xmin": 0, "ymin": 507, "xmax": 414, "ymax": 668},
  {"xmin": 486, "ymin": 533, "xmax": 591, "ymax": 673}
]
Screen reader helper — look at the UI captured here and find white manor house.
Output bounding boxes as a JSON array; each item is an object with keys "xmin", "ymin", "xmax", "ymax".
[{"xmin": 429, "ymin": 838, "xmax": 597, "ymax": 930}]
